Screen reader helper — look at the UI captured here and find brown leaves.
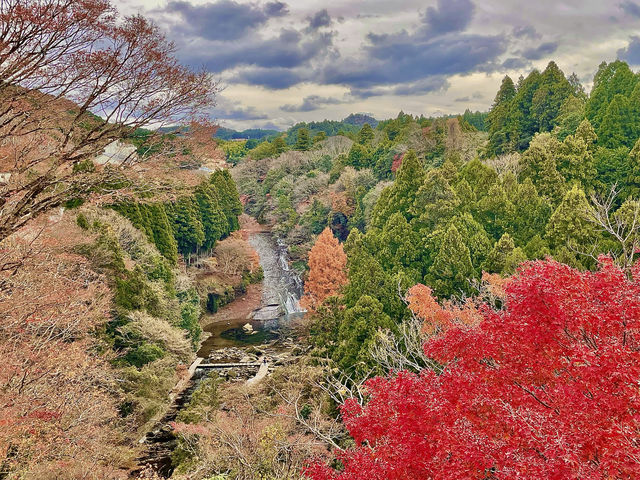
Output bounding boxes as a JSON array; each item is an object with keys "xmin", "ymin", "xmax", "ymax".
[
  {"xmin": 301, "ymin": 228, "xmax": 348, "ymax": 313},
  {"xmin": 406, "ymin": 283, "xmax": 481, "ymax": 336},
  {"xmin": 0, "ymin": 0, "xmax": 219, "ymax": 241},
  {"xmin": 0, "ymin": 219, "xmax": 121, "ymax": 476}
]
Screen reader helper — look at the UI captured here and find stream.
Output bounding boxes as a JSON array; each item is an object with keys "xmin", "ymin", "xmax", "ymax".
[
  {"xmin": 135, "ymin": 232, "xmax": 306, "ymax": 478},
  {"xmin": 197, "ymin": 232, "xmax": 305, "ymax": 357}
]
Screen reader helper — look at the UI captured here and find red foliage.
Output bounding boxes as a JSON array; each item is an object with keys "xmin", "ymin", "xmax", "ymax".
[
  {"xmin": 390, "ymin": 153, "xmax": 404, "ymax": 173},
  {"xmin": 307, "ymin": 258, "xmax": 640, "ymax": 479}
]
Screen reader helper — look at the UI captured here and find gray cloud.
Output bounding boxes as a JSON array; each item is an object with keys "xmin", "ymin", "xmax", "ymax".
[
  {"xmin": 324, "ymin": 33, "xmax": 506, "ymax": 89},
  {"xmin": 183, "ymin": 29, "xmax": 334, "ymax": 75},
  {"xmin": 618, "ymin": 36, "xmax": 640, "ymax": 64},
  {"xmin": 350, "ymin": 76, "xmax": 450, "ymax": 98},
  {"xmin": 264, "ymin": 1, "xmax": 288, "ymax": 16},
  {"xmin": 522, "ymin": 42, "xmax": 559, "ymax": 60},
  {"xmin": 234, "ymin": 66, "xmax": 308, "ymax": 89},
  {"xmin": 213, "ymin": 101, "xmax": 269, "ymax": 120},
  {"xmin": 512, "ymin": 25, "xmax": 541, "ymax": 40},
  {"xmin": 423, "ymin": 0, "xmax": 476, "ymax": 36},
  {"xmin": 163, "ymin": 0, "xmax": 288, "ymax": 41},
  {"xmin": 318, "ymin": 0, "xmax": 505, "ymax": 93},
  {"xmin": 502, "ymin": 57, "xmax": 529, "ymax": 70},
  {"xmin": 280, "ymin": 95, "xmax": 345, "ymax": 112},
  {"xmin": 307, "ymin": 9, "xmax": 332, "ymax": 30},
  {"xmin": 455, "ymin": 96, "xmax": 470, "ymax": 102},
  {"xmin": 620, "ymin": 1, "xmax": 640, "ymax": 17}
]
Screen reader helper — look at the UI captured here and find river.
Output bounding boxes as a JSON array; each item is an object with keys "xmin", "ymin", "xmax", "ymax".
[
  {"xmin": 197, "ymin": 232, "xmax": 306, "ymax": 358},
  {"xmin": 135, "ymin": 231, "xmax": 306, "ymax": 478}
]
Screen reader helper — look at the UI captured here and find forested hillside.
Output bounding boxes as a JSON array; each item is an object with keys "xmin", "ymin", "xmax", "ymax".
[
  {"xmin": 228, "ymin": 59, "xmax": 640, "ymax": 478},
  {"xmin": 4, "ymin": 0, "xmax": 640, "ymax": 478},
  {"xmin": 0, "ymin": 1, "xmax": 248, "ymax": 477}
]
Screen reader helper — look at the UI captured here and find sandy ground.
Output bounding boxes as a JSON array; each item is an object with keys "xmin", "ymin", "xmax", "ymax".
[{"xmin": 200, "ymin": 282, "xmax": 263, "ymax": 327}]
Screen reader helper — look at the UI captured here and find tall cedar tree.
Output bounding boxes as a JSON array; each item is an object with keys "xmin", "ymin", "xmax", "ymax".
[
  {"xmin": 307, "ymin": 258, "xmax": 640, "ymax": 479},
  {"xmin": 295, "ymin": 127, "xmax": 311, "ymax": 151},
  {"xmin": 301, "ymin": 227, "xmax": 348, "ymax": 312}
]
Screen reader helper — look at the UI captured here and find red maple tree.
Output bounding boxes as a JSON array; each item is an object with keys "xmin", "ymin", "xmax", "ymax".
[
  {"xmin": 300, "ymin": 228, "xmax": 347, "ymax": 312},
  {"xmin": 306, "ymin": 258, "xmax": 640, "ymax": 479}
]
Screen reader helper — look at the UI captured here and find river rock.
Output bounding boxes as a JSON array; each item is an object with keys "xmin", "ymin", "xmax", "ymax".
[
  {"xmin": 251, "ymin": 304, "xmax": 283, "ymax": 321},
  {"xmin": 242, "ymin": 323, "xmax": 253, "ymax": 333}
]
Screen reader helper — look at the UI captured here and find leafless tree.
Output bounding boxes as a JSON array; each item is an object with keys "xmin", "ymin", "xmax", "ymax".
[
  {"xmin": 0, "ymin": 0, "xmax": 217, "ymax": 241},
  {"xmin": 586, "ymin": 184, "xmax": 640, "ymax": 271}
]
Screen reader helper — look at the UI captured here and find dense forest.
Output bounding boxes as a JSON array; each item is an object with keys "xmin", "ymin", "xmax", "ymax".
[
  {"xmin": 3, "ymin": 0, "xmax": 640, "ymax": 478},
  {"xmin": 227, "ymin": 59, "xmax": 640, "ymax": 478}
]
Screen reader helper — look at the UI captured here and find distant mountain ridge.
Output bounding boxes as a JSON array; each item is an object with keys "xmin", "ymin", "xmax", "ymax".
[
  {"xmin": 215, "ymin": 127, "xmax": 280, "ymax": 140},
  {"xmin": 214, "ymin": 114, "xmax": 380, "ymax": 143}
]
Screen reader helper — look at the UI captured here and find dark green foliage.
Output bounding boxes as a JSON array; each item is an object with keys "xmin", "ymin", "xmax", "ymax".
[
  {"xmin": 427, "ymin": 224, "xmax": 475, "ymax": 297},
  {"xmin": 486, "ymin": 75, "xmax": 517, "ymax": 156},
  {"xmin": 169, "ymin": 196, "xmax": 205, "ymax": 256},
  {"xmin": 178, "ymin": 288, "xmax": 202, "ymax": 346},
  {"xmin": 272, "ymin": 136, "xmax": 288, "ymax": 154},
  {"xmin": 357, "ymin": 123, "xmax": 374, "ymax": 145},
  {"xmin": 295, "ymin": 128, "xmax": 311, "ymax": 151},
  {"xmin": 301, "ymin": 199, "xmax": 330, "ymax": 235},
  {"xmin": 483, "ymin": 233, "xmax": 515, "ymax": 274},
  {"xmin": 123, "ymin": 343, "xmax": 165, "ymax": 368},
  {"xmin": 176, "ymin": 376, "xmax": 220, "ymax": 423},
  {"xmin": 554, "ymin": 95, "xmax": 586, "ymax": 140},
  {"xmin": 285, "ymin": 119, "xmax": 361, "ymax": 145},
  {"xmin": 195, "ymin": 181, "xmax": 226, "ymax": 250},
  {"xmin": 462, "ymin": 109, "xmax": 488, "ymax": 131},
  {"xmin": 211, "ymin": 169, "xmax": 243, "ymax": 233},
  {"xmin": 626, "ymin": 139, "xmax": 640, "ymax": 200},
  {"xmin": 458, "ymin": 158, "xmax": 498, "ymax": 200},
  {"xmin": 486, "ymin": 62, "xmax": 585, "ymax": 155},
  {"xmin": 411, "ymin": 170, "xmax": 459, "ymax": 231},
  {"xmin": 334, "ymin": 295, "xmax": 394, "ymax": 376},
  {"xmin": 313, "ymin": 131, "xmax": 327, "ymax": 144},
  {"xmin": 76, "ymin": 213, "xmax": 89, "ymax": 230},
  {"xmin": 346, "ymin": 143, "xmax": 370, "ymax": 169},
  {"xmin": 147, "ymin": 204, "xmax": 179, "ymax": 264},
  {"xmin": 545, "ymin": 185, "xmax": 595, "ymax": 253},
  {"xmin": 370, "ymin": 150, "xmax": 425, "ymax": 228},
  {"xmin": 115, "ymin": 266, "xmax": 161, "ymax": 316},
  {"xmin": 531, "ymin": 61, "xmax": 574, "ymax": 133},
  {"xmin": 215, "ymin": 127, "xmax": 280, "ymax": 140},
  {"xmin": 586, "ymin": 61, "xmax": 638, "ymax": 131},
  {"xmin": 598, "ymin": 94, "xmax": 633, "ymax": 148}
]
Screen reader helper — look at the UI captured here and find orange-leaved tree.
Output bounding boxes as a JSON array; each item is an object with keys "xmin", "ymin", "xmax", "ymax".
[{"xmin": 301, "ymin": 227, "xmax": 347, "ymax": 312}]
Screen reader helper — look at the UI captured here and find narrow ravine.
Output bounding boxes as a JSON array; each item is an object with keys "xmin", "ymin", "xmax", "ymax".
[{"xmin": 134, "ymin": 231, "xmax": 306, "ymax": 478}]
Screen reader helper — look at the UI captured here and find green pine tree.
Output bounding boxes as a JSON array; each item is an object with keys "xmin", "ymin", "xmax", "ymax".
[
  {"xmin": 357, "ymin": 123, "xmax": 374, "ymax": 145},
  {"xmin": 295, "ymin": 128, "xmax": 311, "ymax": 151},
  {"xmin": 483, "ymin": 233, "xmax": 515, "ymax": 274},
  {"xmin": 545, "ymin": 185, "xmax": 595, "ymax": 254},
  {"xmin": 370, "ymin": 150, "xmax": 425, "ymax": 228},
  {"xmin": 427, "ymin": 224, "xmax": 474, "ymax": 298},
  {"xmin": 334, "ymin": 295, "xmax": 394, "ymax": 376}
]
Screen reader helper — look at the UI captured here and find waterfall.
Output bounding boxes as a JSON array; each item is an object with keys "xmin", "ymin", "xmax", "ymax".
[{"xmin": 248, "ymin": 233, "xmax": 306, "ymax": 317}]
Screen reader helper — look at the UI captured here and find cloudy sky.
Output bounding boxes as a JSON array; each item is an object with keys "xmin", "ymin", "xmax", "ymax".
[{"xmin": 114, "ymin": 0, "xmax": 640, "ymax": 131}]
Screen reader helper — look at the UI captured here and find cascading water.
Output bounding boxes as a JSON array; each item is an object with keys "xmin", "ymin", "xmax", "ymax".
[{"xmin": 249, "ymin": 233, "xmax": 306, "ymax": 317}]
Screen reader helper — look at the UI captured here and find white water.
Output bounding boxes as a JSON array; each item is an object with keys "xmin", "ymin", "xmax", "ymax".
[{"xmin": 248, "ymin": 233, "xmax": 306, "ymax": 316}]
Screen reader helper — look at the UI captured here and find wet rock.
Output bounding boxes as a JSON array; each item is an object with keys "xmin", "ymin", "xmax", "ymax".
[
  {"xmin": 242, "ymin": 323, "xmax": 253, "ymax": 333},
  {"xmin": 251, "ymin": 304, "xmax": 283, "ymax": 321}
]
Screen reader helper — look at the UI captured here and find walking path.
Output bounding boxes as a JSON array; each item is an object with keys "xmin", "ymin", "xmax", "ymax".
[{"xmin": 246, "ymin": 357, "xmax": 269, "ymax": 386}]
